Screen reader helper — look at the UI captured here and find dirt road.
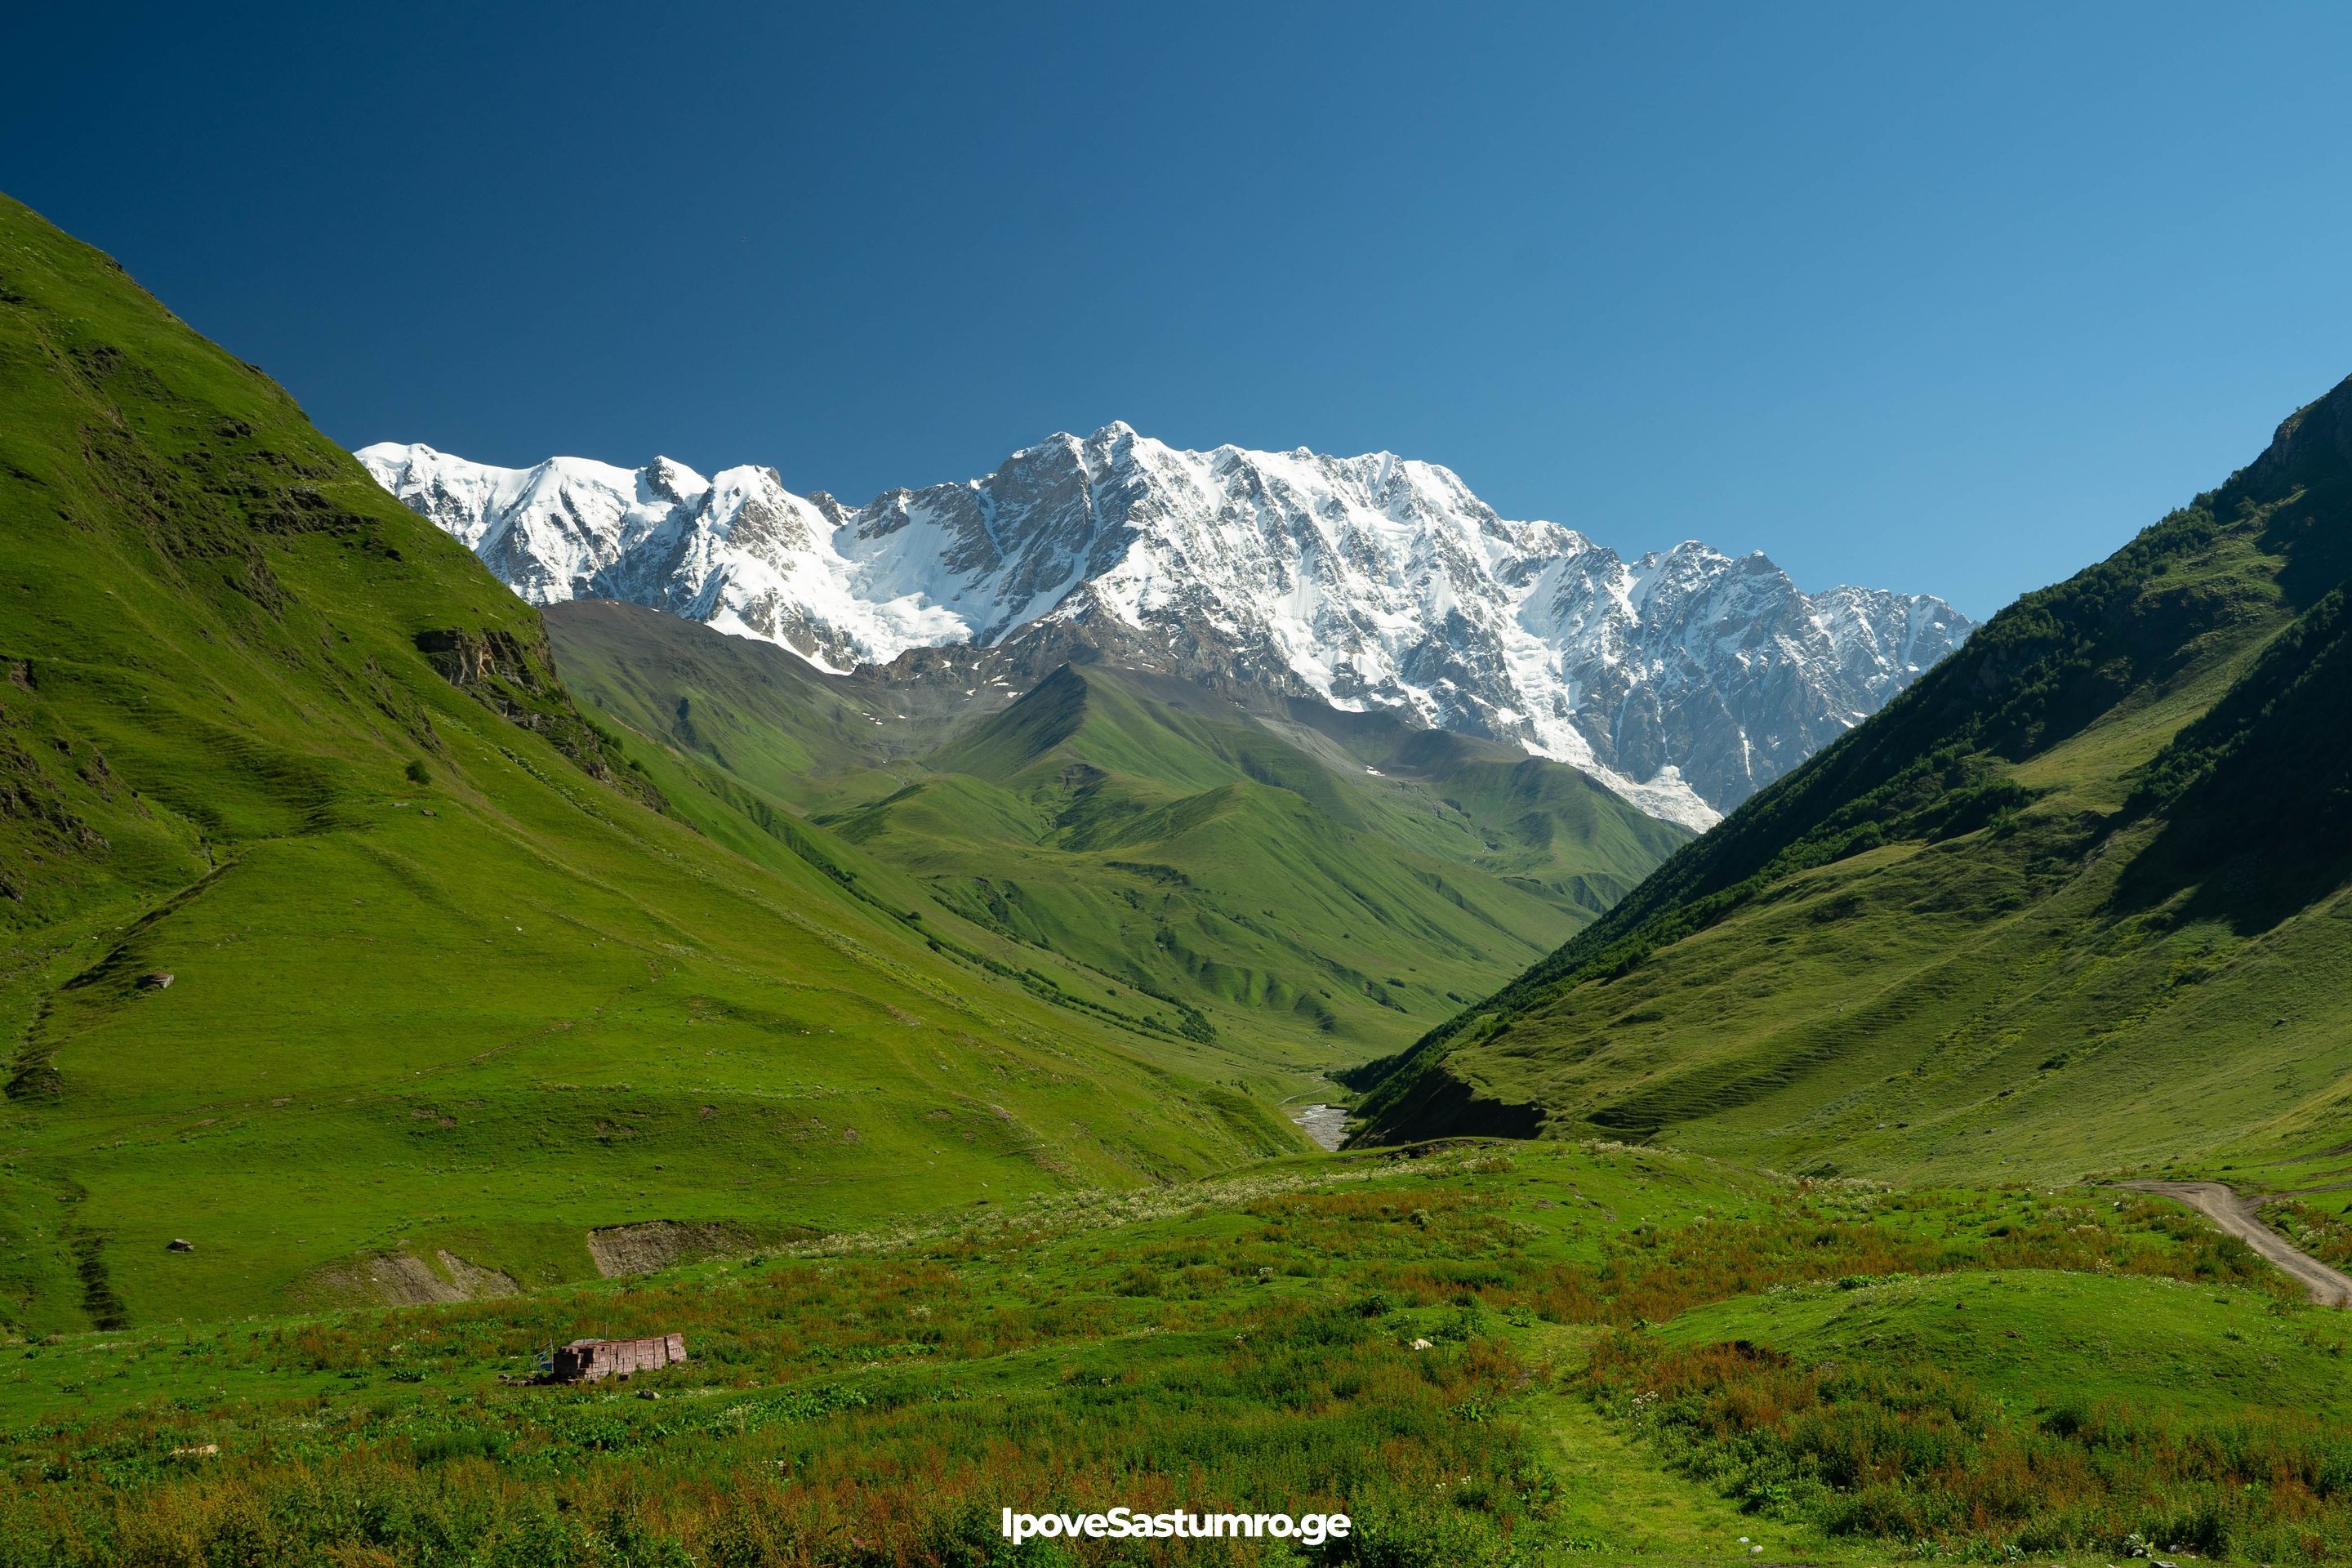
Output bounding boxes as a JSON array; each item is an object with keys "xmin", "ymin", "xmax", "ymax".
[{"xmin": 2121, "ymin": 1180, "xmax": 2352, "ymax": 1306}]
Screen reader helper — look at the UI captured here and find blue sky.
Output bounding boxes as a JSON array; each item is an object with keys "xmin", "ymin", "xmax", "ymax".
[{"xmin": 8, "ymin": 2, "xmax": 2352, "ymax": 618}]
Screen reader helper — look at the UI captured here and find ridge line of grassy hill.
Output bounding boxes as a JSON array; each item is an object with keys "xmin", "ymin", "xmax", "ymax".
[
  {"xmin": 1350, "ymin": 373, "xmax": 2352, "ymax": 1188},
  {"xmin": 0, "ymin": 189, "xmax": 1303, "ymax": 1331}
]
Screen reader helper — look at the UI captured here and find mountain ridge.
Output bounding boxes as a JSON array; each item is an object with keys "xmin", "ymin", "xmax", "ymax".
[
  {"xmin": 359, "ymin": 428, "xmax": 1973, "ymax": 828},
  {"xmin": 1348, "ymin": 372, "xmax": 2352, "ymax": 1186}
]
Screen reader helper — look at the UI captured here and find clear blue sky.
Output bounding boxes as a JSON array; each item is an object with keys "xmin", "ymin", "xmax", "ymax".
[{"xmin": 8, "ymin": 2, "xmax": 2351, "ymax": 618}]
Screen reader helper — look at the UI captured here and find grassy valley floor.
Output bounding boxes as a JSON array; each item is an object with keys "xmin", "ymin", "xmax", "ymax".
[{"xmin": 0, "ymin": 1141, "xmax": 2339, "ymax": 1566}]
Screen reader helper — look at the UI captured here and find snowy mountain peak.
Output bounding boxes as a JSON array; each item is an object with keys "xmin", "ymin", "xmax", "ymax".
[
  {"xmin": 359, "ymin": 431, "xmax": 1971, "ymax": 829},
  {"xmin": 644, "ymin": 456, "xmax": 704, "ymax": 502}
]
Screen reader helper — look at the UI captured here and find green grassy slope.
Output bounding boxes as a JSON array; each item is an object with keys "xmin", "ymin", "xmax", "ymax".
[
  {"xmin": 1355, "ymin": 372, "xmax": 2352, "ymax": 1185},
  {"xmin": 0, "ymin": 193, "xmax": 1299, "ymax": 1332},
  {"xmin": 547, "ymin": 609, "xmax": 1688, "ymax": 1077},
  {"xmin": 1660, "ymin": 1266, "xmax": 2352, "ymax": 1423},
  {"xmin": 537, "ymin": 597, "xmax": 946, "ymax": 814},
  {"xmin": 541, "ymin": 607, "xmax": 1359, "ymax": 1106},
  {"xmin": 842, "ymin": 664, "xmax": 1615, "ymax": 1063},
  {"xmin": 1263, "ymin": 701, "xmax": 1693, "ymax": 916}
]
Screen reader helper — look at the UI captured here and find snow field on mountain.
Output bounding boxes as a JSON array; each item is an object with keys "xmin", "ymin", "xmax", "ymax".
[{"xmin": 360, "ymin": 425, "xmax": 1970, "ymax": 827}]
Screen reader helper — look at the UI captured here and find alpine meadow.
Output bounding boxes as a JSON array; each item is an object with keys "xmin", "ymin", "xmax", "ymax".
[{"xmin": 7, "ymin": 81, "xmax": 2352, "ymax": 1568}]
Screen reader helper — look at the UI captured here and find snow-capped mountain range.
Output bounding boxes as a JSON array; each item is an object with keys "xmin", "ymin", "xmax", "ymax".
[{"xmin": 358, "ymin": 424, "xmax": 1971, "ymax": 828}]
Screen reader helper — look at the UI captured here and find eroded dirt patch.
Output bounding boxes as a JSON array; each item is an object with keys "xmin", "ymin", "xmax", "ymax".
[
  {"xmin": 303, "ymin": 1250, "xmax": 519, "ymax": 1306},
  {"xmin": 434, "ymin": 1249, "xmax": 518, "ymax": 1298},
  {"xmin": 587, "ymin": 1220, "xmax": 755, "ymax": 1277}
]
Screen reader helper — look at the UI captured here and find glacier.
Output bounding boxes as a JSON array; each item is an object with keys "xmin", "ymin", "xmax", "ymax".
[{"xmin": 359, "ymin": 423, "xmax": 1971, "ymax": 829}]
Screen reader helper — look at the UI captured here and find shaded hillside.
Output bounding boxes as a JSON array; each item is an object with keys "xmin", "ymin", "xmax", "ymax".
[
  {"xmin": 0, "ymin": 194, "xmax": 1296, "ymax": 1331},
  {"xmin": 547, "ymin": 611, "xmax": 1687, "ymax": 1072},
  {"xmin": 1353, "ymin": 374, "xmax": 2352, "ymax": 1184},
  {"xmin": 541, "ymin": 597, "xmax": 1017, "ymax": 813}
]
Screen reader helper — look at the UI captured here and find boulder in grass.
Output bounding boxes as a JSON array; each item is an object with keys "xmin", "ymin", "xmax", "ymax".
[
  {"xmin": 167, "ymin": 1238, "xmax": 194, "ymax": 1253},
  {"xmin": 136, "ymin": 971, "xmax": 174, "ymax": 991}
]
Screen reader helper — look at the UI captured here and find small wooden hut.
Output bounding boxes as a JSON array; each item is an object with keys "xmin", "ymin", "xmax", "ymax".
[{"xmin": 545, "ymin": 1333, "xmax": 687, "ymax": 1383}]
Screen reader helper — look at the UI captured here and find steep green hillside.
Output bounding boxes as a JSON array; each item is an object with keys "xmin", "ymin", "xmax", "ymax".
[
  {"xmin": 1356, "ymin": 373, "xmax": 2352, "ymax": 1185},
  {"xmin": 538, "ymin": 597, "xmax": 974, "ymax": 814},
  {"xmin": 547, "ymin": 610, "xmax": 1686, "ymax": 1073},
  {"xmin": 839, "ymin": 666, "xmax": 1587, "ymax": 1062},
  {"xmin": 541, "ymin": 604, "xmax": 1367, "ymax": 1101},
  {"xmin": 0, "ymin": 194, "xmax": 1298, "ymax": 1332},
  {"xmin": 1261, "ymin": 702, "xmax": 1694, "ymax": 917}
]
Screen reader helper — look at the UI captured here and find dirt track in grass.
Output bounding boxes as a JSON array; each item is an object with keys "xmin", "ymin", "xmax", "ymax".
[{"xmin": 2123, "ymin": 1179, "xmax": 2352, "ymax": 1306}]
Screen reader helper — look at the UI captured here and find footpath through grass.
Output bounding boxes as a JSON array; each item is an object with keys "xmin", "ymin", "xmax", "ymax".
[{"xmin": 0, "ymin": 1143, "xmax": 2333, "ymax": 1566}]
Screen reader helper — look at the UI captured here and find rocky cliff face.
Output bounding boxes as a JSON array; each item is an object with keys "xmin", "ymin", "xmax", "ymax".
[{"xmin": 360, "ymin": 425, "xmax": 1970, "ymax": 826}]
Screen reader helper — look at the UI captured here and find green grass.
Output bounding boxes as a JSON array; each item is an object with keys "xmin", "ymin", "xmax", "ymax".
[
  {"xmin": 0, "ymin": 1141, "xmax": 2315, "ymax": 1565},
  {"xmin": 0, "ymin": 191, "xmax": 1302, "ymax": 1333},
  {"xmin": 1355, "ymin": 374, "xmax": 2352, "ymax": 1189},
  {"xmin": 550, "ymin": 612, "xmax": 1686, "ymax": 1077},
  {"xmin": 533, "ymin": 599, "xmax": 942, "ymax": 816},
  {"xmin": 4, "ymin": 188, "xmax": 2345, "ymax": 1566},
  {"xmin": 1662, "ymin": 1267, "xmax": 2352, "ymax": 1422},
  {"xmin": 1598, "ymin": 1264, "xmax": 2352, "ymax": 1563}
]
